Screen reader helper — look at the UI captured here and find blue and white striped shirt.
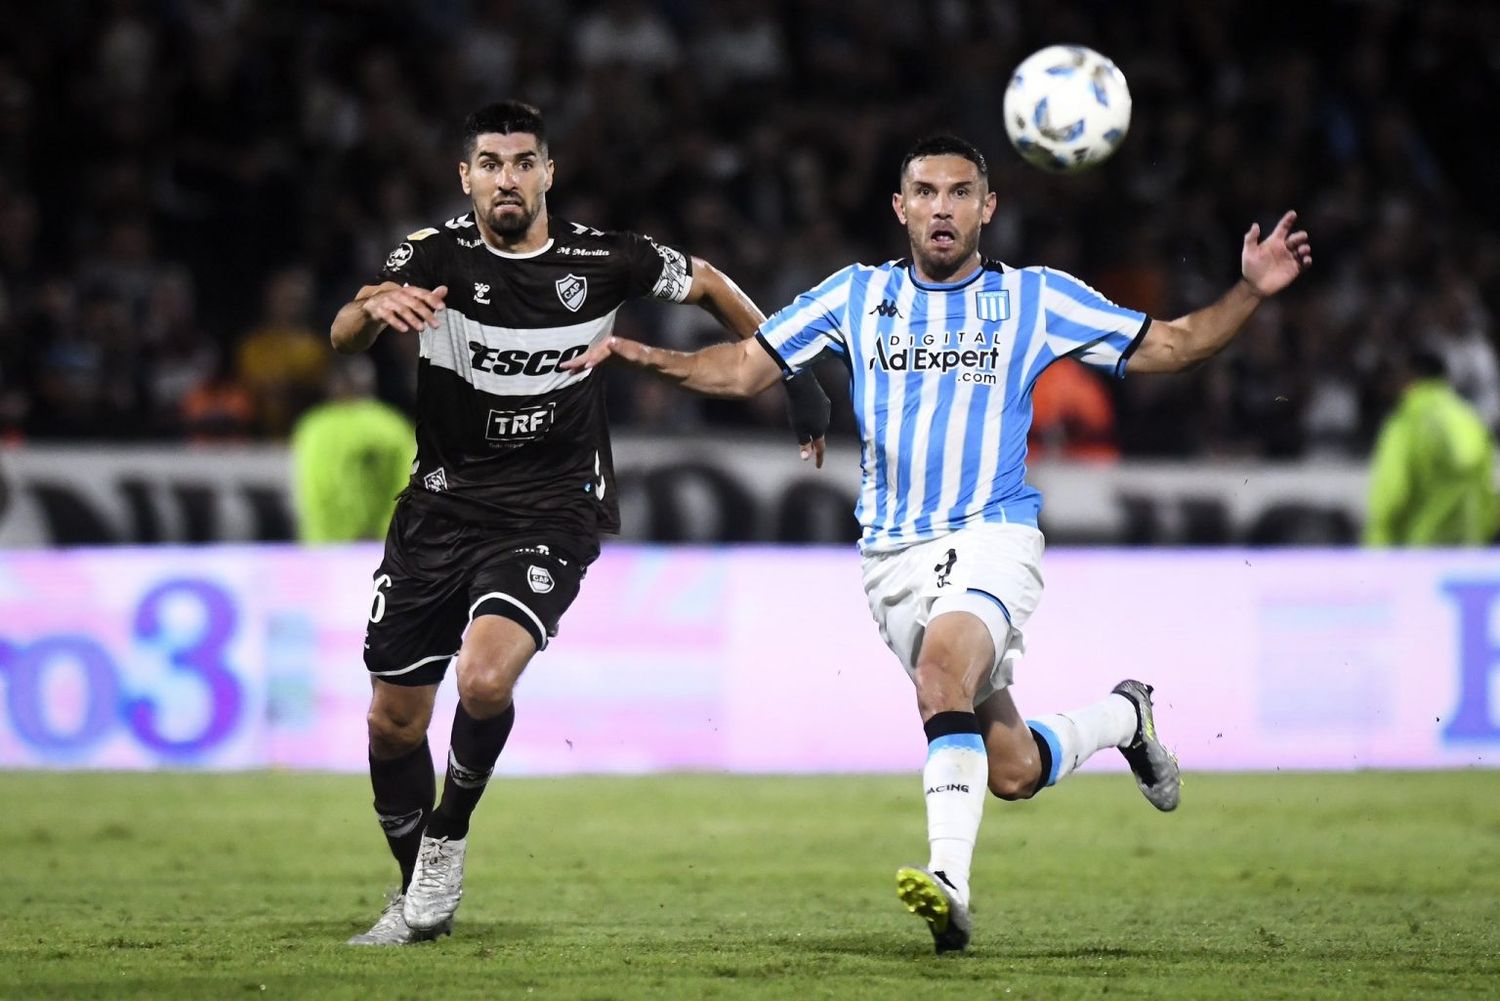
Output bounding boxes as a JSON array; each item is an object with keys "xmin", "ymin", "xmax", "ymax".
[{"xmin": 757, "ymin": 259, "xmax": 1148, "ymax": 553}]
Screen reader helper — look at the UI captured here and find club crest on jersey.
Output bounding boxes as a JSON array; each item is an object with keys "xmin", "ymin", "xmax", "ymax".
[
  {"xmin": 384, "ymin": 242, "xmax": 414, "ymax": 271},
  {"xmin": 555, "ymin": 274, "xmax": 587, "ymax": 312},
  {"xmin": 976, "ymin": 290, "xmax": 1010, "ymax": 322},
  {"xmin": 527, "ymin": 565, "xmax": 555, "ymax": 594}
]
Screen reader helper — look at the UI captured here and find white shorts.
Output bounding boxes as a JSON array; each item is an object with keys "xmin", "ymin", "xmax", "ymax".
[{"xmin": 860, "ymin": 523, "xmax": 1045, "ymax": 704}]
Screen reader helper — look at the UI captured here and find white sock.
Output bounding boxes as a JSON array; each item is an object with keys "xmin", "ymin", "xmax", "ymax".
[
  {"xmin": 922, "ymin": 731, "xmax": 988, "ymax": 904},
  {"xmin": 1028, "ymin": 693, "xmax": 1137, "ymax": 788}
]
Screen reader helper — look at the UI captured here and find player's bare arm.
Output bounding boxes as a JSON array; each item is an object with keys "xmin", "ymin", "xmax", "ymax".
[
  {"xmin": 636, "ymin": 255, "xmax": 831, "ymax": 467},
  {"xmin": 563, "ymin": 333, "xmax": 783, "ymax": 400},
  {"xmin": 1128, "ymin": 210, "xmax": 1312, "ymax": 374},
  {"xmin": 684, "ymin": 257, "xmax": 764, "ymax": 339},
  {"xmin": 330, "ymin": 282, "xmax": 449, "ymax": 353}
]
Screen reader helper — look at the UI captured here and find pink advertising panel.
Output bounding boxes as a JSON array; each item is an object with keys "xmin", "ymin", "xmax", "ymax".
[{"xmin": 0, "ymin": 546, "xmax": 1496, "ymax": 773}]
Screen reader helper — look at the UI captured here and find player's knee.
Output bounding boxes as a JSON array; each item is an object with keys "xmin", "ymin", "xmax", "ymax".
[
  {"xmin": 366, "ymin": 706, "xmax": 426, "ymax": 756},
  {"xmin": 457, "ymin": 667, "xmax": 514, "ymax": 717},
  {"xmin": 914, "ymin": 657, "xmax": 975, "ymax": 716}
]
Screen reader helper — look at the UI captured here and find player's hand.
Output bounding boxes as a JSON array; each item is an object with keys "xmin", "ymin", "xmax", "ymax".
[
  {"xmin": 561, "ymin": 335, "xmax": 656, "ymax": 372},
  {"xmin": 361, "ymin": 284, "xmax": 448, "ymax": 333},
  {"xmin": 1241, "ymin": 211, "xmax": 1312, "ymax": 298},
  {"xmin": 784, "ymin": 369, "xmax": 829, "ymax": 469}
]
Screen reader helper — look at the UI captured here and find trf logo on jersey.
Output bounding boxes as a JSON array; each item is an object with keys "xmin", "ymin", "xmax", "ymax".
[
  {"xmin": 527, "ymin": 565, "xmax": 555, "ymax": 594},
  {"xmin": 976, "ymin": 291, "xmax": 1010, "ymax": 322},
  {"xmin": 556, "ymin": 273, "xmax": 588, "ymax": 312},
  {"xmin": 869, "ymin": 299, "xmax": 903, "ymax": 318},
  {"xmin": 423, "ymin": 467, "xmax": 448, "ymax": 492},
  {"xmin": 474, "ymin": 282, "xmax": 491, "ymax": 305},
  {"xmin": 486, "ymin": 402, "xmax": 557, "ymax": 446}
]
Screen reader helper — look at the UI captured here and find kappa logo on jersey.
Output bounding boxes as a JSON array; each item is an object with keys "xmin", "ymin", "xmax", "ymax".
[
  {"xmin": 556, "ymin": 273, "xmax": 588, "ymax": 312},
  {"xmin": 976, "ymin": 290, "xmax": 1011, "ymax": 321},
  {"xmin": 527, "ymin": 565, "xmax": 555, "ymax": 594},
  {"xmin": 486, "ymin": 402, "xmax": 557, "ymax": 445},
  {"xmin": 469, "ymin": 341, "xmax": 588, "ymax": 376},
  {"xmin": 935, "ymin": 548, "xmax": 957, "ymax": 587},
  {"xmin": 444, "ymin": 214, "xmax": 475, "ymax": 229},
  {"xmin": 869, "ymin": 299, "xmax": 903, "ymax": 318},
  {"xmin": 384, "ymin": 242, "xmax": 414, "ymax": 270},
  {"xmin": 423, "ymin": 467, "xmax": 448, "ymax": 492},
  {"xmin": 474, "ymin": 282, "xmax": 491, "ymax": 305}
]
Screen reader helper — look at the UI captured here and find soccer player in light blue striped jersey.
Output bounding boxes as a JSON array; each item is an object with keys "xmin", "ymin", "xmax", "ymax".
[{"xmin": 566, "ymin": 134, "xmax": 1313, "ymax": 954}]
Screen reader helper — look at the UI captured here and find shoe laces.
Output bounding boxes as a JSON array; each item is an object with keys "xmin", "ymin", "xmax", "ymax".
[{"xmin": 415, "ymin": 838, "xmax": 456, "ymax": 893}]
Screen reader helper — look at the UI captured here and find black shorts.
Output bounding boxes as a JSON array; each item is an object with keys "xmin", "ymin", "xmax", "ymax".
[{"xmin": 363, "ymin": 504, "xmax": 589, "ymax": 687}]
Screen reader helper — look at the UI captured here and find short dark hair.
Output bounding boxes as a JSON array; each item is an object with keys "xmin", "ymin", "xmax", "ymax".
[
  {"xmin": 900, "ymin": 134, "xmax": 989, "ymax": 184},
  {"xmin": 462, "ymin": 100, "xmax": 547, "ymax": 161}
]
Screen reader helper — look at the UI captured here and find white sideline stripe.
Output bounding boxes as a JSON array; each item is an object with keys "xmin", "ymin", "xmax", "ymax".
[
  {"xmin": 469, "ymin": 591, "xmax": 548, "ymax": 649},
  {"xmin": 370, "ymin": 651, "xmax": 456, "ymax": 677}
]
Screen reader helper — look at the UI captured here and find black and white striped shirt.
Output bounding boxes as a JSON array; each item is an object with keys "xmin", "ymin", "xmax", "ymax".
[{"xmin": 377, "ymin": 213, "xmax": 693, "ymax": 553}]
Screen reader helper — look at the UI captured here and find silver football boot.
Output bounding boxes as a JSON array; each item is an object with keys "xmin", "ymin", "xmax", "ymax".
[
  {"xmin": 1112, "ymin": 679, "xmax": 1181, "ymax": 812},
  {"xmin": 403, "ymin": 835, "xmax": 468, "ymax": 931},
  {"xmin": 347, "ymin": 893, "xmax": 452, "ymax": 945}
]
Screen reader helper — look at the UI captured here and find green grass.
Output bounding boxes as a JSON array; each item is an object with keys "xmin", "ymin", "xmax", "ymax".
[{"xmin": 1, "ymin": 771, "xmax": 1496, "ymax": 1000}]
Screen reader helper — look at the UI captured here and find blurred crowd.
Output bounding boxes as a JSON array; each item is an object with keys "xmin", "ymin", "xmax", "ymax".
[{"xmin": 1, "ymin": 0, "xmax": 1497, "ymax": 458}]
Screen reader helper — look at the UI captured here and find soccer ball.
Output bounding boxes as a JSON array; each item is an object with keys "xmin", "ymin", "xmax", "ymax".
[{"xmin": 1003, "ymin": 45, "xmax": 1132, "ymax": 174}]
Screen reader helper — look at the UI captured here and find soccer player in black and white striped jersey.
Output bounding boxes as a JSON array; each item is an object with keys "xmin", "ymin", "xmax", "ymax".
[{"xmin": 331, "ymin": 101, "xmax": 830, "ymax": 945}]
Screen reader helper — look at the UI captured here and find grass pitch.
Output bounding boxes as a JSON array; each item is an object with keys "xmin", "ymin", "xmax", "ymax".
[{"xmin": 1, "ymin": 770, "xmax": 1496, "ymax": 1000}]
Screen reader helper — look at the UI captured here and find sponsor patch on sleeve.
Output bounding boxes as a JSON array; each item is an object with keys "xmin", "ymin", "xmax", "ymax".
[
  {"xmin": 384, "ymin": 242, "xmax": 414, "ymax": 271},
  {"xmin": 648, "ymin": 240, "xmax": 691, "ymax": 303}
]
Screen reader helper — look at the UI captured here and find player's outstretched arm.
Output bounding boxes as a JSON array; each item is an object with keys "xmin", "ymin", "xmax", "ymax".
[
  {"xmin": 684, "ymin": 258, "xmax": 830, "ymax": 467},
  {"xmin": 561, "ymin": 335, "xmax": 784, "ymax": 401},
  {"xmin": 330, "ymin": 282, "xmax": 449, "ymax": 354},
  {"xmin": 1127, "ymin": 211, "xmax": 1311, "ymax": 374}
]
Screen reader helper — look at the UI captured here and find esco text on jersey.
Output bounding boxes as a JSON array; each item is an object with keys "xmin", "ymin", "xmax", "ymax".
[{"xmin": 469, "ymin": 341, "xmax": 588, "ymax": 376}]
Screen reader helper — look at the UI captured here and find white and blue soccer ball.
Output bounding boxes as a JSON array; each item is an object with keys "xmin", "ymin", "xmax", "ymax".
[{"xmin": 1003, "ymin": 45, "xmax": 1132, "ymax": 174}]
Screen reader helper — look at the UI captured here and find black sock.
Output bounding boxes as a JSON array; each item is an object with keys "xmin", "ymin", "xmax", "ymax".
[
  {"xmin": 1028, "ymin": 726, "xmax": 1054, "ymax": 798},
  {"xmin": 426, "ymin": 703, "xmax": 515, "ymax": 841},
  {"xmin": 369, "ymin": 738, "xmax": 435, "ymax": 892}
]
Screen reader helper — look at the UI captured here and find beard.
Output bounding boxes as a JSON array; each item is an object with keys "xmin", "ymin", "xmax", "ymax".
[
  {"xmin": 486, "ymin": 199, "xmax": 538, "ymax": 237},
  {"xmin": 910, "ymin": 226, "xmax": 979, "ymax": 283}
]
